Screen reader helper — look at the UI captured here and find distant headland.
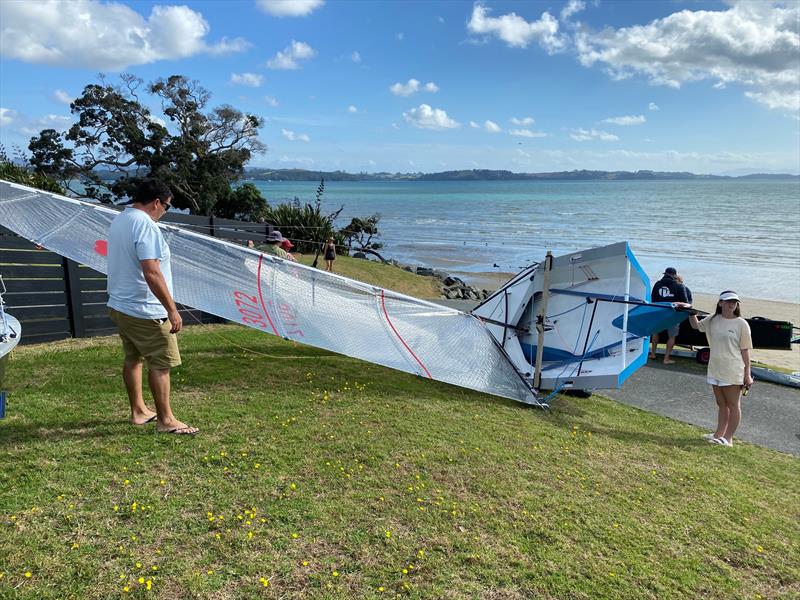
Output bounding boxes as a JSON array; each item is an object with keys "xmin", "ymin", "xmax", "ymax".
[{"xmin": 246, "ymin": 168, "xmax": 800, "ymax": 182}]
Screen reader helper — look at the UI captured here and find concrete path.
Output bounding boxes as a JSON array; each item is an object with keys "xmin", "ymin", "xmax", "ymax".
[
  {"xmin": 434, "ymin": 298, "xmax": 800, "ymax": 456},
  {"xmin": 599, "ymin": 361, "xmax": 800, "ymax": 456}
]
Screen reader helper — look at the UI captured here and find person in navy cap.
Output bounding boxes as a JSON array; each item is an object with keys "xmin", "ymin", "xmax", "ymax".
[{"xmin": 649, "ymin": 267, "xmax": 690, "ymax": 364}]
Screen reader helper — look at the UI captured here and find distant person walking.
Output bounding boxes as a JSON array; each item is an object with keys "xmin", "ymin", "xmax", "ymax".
[
  {"xmin": 650, "ymin": 267, "xmax": 690, "ymax": 364},
  {"xmin": 106, "ymin": 179, "xmax": 198, "ymax": 435},
  {"xmin": 281, "ymin": 238, "xmax": 298, "ymax": 262},
  {"xmin": 324, "ymin": 238, "xmax": 336, "ymax": 272},
  {"xmin": 684, "ymin": 291, "xmax": 753, "ymax": 447}
]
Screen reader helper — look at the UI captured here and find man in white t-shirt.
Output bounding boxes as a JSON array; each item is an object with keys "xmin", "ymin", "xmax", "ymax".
[{"xmin": 107, "ymin": 179, "xmax": 198, "ymax": 435}]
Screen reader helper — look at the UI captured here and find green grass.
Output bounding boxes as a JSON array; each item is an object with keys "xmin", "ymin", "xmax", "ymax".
[
  {"xmin": 1, "ymin": 325, "xmax": 798, "ymax": 599},
  {"xmin": 294, "ymin": 254, "xmax": 442, "ymax": 299}
]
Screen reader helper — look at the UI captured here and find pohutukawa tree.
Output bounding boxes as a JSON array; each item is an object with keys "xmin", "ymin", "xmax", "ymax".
[{"xmin": 27, "ymin": 74, "xmax": 267, "ymax": 217}]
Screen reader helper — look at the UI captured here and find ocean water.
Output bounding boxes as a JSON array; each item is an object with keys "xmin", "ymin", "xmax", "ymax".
[{"xmin": 247, "ymin": 179, "xmax": 800, "ymax": 303}]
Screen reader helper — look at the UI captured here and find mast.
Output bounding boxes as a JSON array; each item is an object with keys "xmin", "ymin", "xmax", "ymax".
[{"xmin": 533, "ymin": 251, "xmax": 553, "ymax": 390}]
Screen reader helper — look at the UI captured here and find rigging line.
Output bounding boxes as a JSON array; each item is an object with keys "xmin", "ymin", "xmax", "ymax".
[
  {"xmin": 180, "ymin": 310, "xmax": 299, "ymax": 359},
  {"xmin": 380, "ymin": 289, "xmax": 432, "ymax": 379}
]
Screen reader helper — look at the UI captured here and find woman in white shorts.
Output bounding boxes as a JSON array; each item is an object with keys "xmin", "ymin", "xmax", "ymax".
[{"xmin": 684, "ymin": 291, "xmax": 753, "ymax": 447}]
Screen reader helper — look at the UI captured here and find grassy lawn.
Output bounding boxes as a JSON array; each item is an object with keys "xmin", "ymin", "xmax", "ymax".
[
  {"xmin": 1, "ymin": 323, "xmax": 798, "ymax": 599},
  {"xmin": 294, "ymin": 254, "xmax": 442, "ymax": 299}
]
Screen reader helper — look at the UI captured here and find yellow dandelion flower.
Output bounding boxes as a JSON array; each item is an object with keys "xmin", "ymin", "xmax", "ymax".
[
  {"xmin": 123, "ymin": 586, "xmax": 130, "ymax": 593},
  {"xmin": 292, "ymin": 533, "xmax": 299, "ymax": 539},
  {"xmin": 757, "ymin": 546, "xmax": 764, "ymax": 553},
  {"xmin": 302, "ymin": 561, "xmax": 309, "ymax": 566},
  {"xmin": 385, "ymin": 531, "xmax": 391, "ymax": 538},
  {"xmin": 151, "ymin": 566, "xmax": 158, "ymax": 571},
  {"xmin": 136, "ymin": 563, "xmax": 142, "ymax": 568},
  {"xmin": 146, "ymin": 580, "xmax": 152, "ymax": 590},
  {"xmin": 114, "ymin": 505, "xmax": 119, "ymax": 512},
  {"xmin": 207, "ymin": 570, "xmax": 214, "ymax": 575},
  {"xmin": 290, "ymin": 483, "xmax": 297, "ymax": 490},
  {"xmin": 159, "ymin": 480, "xmax": 165, "ymax": 486},
  {"xmin": 402, "ymin": 569, "xmax": 408, "ymax": 574},
  {"xmin": 71, "ymin": 543, "xmax": 79, "ymax": 549},
  {"xmin": 332, "ymin": 571, "xmax": 339, "ymax": 577},
  {"xmin": 24, "ymin": 572, "xmax": 32, "ymax": 578},
  {"xmin": 378, "ymin": 586, "xmax": 385, "ymax": 592},
  {"xmin": 215, "ymin": 533, "xmax": 221, "ymax": 539},
  {"xmin": 247, "ymin": 532, "xmax": 254, "ymax": 539},
  {"xmin": 138, "ymin": 577, "xmax": 145, "ymax": 584},
  {"xmin": 124, "ymin": 480, "xmax": 130, "ymax": 485}
]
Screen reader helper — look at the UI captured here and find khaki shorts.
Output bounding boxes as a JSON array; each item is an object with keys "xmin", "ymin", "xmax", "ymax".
[{"xmin": 109, "ymin": 308, "xmax": 181, "ymax": 369}]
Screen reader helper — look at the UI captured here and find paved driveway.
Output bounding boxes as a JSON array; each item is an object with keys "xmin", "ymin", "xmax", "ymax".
[{"xmin": 599, "ymin": 361, "xmax": 800, "ymax": 456}]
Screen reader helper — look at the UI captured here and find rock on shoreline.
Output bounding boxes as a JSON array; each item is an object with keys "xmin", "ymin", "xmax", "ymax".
[{"xmin": 402, "ymin": 265, "xmax": 490, "ymax": 300}]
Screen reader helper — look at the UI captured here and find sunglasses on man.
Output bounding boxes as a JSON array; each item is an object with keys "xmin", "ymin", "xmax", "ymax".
[{"xmin": 160, "ymin": 197, "xmax": 172, "ymax": 211}]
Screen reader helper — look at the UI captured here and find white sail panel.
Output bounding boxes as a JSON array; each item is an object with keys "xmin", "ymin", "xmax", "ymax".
[{"xmin": 0, "ymin": 180, "xmax": 539, "ymax": 405}]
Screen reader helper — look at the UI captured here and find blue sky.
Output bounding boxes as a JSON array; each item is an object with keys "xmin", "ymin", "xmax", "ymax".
[{"xmin": 1, "ymin": 0, "xmax": 798, "ymax": 174}]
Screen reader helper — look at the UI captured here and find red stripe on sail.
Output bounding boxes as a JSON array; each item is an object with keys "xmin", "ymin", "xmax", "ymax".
[
  {"xmin": 380, "ymin": 289, "xmax": 432, "ymax": 379},
  {"xmin": 256, "ymin": 254, "xmax": 279, "ymax": 336}
]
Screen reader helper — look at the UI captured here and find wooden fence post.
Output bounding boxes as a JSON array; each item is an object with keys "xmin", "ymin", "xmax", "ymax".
[{"xmin": 63, "ymin": 258, "xmax": 86, "ymax": 338}]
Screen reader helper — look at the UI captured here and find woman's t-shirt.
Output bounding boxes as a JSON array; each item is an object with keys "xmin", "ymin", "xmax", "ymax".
[{"xmin": 697, "ymin": 316, "xmax": 753, "ymax": 384}]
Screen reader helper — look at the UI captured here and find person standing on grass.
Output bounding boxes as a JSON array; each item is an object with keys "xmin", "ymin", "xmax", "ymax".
[
  {"xmin": 106, "ymin": 179, "xmax": 198, "ymax": 435},
  {"xmin": 649, "ymin": 267, "xmax": 690, "ymax": 364},
  {"xmin": 683, "ymin": 291, "xmax": 753, "ymax": 447},
  {"xmin": 324, "ymin": 238, "xmax": 336, "ymax": 272},
  {"xmin": 258, "ymin": 230, "xmax": 289, "ymax": 258}
]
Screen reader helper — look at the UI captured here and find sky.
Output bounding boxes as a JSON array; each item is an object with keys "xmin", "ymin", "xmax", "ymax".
[{"xmin": 0, "ymin": 0, "xmax": 798, "ymax": 175}]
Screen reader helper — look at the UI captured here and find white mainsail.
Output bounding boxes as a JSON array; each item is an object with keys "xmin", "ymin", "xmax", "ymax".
[{"xmin": 0, "ymin": 180, "xmax": 540, "ymax": 405}]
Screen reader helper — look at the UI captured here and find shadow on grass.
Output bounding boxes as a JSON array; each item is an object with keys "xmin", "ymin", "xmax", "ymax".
[
  {"xmin": 0, "ymin": 419, "xmax": 151, "ymax": 447},
  {"xmin": 587, "ymin": 423, "xmax": 710, "ymax": 450}
]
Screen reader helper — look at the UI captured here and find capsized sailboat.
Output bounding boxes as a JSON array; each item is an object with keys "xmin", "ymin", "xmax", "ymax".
[{"xmin": 0, "ymin": 179, "xmax": 686, "ymax": 407}]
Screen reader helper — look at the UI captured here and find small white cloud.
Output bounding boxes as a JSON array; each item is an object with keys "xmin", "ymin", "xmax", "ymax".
[
  {"xmin": 467, "ymin": 2, "xmax": 565, "ymax": 53},
  {"xmin": 648, "ymin": 102, "xmax": 660, "ymax": 111},
  {"xmin": 267, "ymin": 40, "xmax": 316, "ymax": 69},
  {"xmin": 469, "ymin": 120, "xmax": 480, "ymax": 128},
  {"xmin": 402, "ymin": 104, "xmax": 460, "ymax": 130},
  {"xmin": 510, "ymin": 116, "xmax": 535, "ymax": 126},
  {"xmin": 256, "ymin": 0, "xmax": 324, "ymax": 17},
  {"xmin": 53, "ymin": 89, "xmax": 72, "ymax": 105},
  {"xmin": 601, "ymin": 115, "xmax": 646, "ymax": 126},
  {"xmin": 560, "ymin": 0, "xmax": 586, "ymax": 21},
  {"xmin": 264, "ymin": 95, "xmax": 279, "ymax": 107},
  {"xmin": 230, "ymin": 72, "xmax": 263, "ymax": 87},
  {"xmin": 0, "ymin": 107, "xmax": 16, "ymax": 127},
  {"xmin": 396, "ymin": 32, "xmax": 405, "ymax": 41},
  {"xmin": 438, "ymin": 16, "xmax": 445, "ymax": 24},
  {"xmin": 713, "ymin": 81, "xmax": 727, "ymax": 89},
  {"xmin": 570, "ymin": 128, "xmax": 619, "ymax": 141},
  {"xmin": 282, "ymin": 128, "xmax": 310, "ymax": 142},
  {"xmin": 348, "ymin": 105, "xmax": 358, "ymax": 113},
  {"xmin": 484, "ymin": 120, "xmax": 502, "ymax": 133},
  {"xmin": 389, "ymin": 78, "xmax": 439, "ymax": 97},
  {"xmin": 350, "ymin": 51, "xmax": 361, "ymax": 63},
  {"xmin": 148, "ymin": 114, "xmax": 167, "ymax": 127},
  {"xmin": 509, "ymin": 128, "xmax": 547, "ymax": 138}
]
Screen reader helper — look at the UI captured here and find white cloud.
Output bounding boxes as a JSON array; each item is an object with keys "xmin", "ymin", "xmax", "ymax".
[
  {"xmin": 256, "ymin": 0, "xmax": 324, "ymax": 17},
  {"xmin": 648, "ymin": 102, "xmax": 660, "ymax": 111},
  {"xmin": 264, "ymin": 95, "xmax": 279, "ymax": 107},
  {"xmin": 389, "ymin": 78, "xmax": 439, "ymax": 97},
  {"xmin": 402, "ymin": 104, "xmax": 460, "ymax": 130},
  {"xmin": 602, "ymin": 115, "xmax": 646, "ymax": 126},
  {"xmin": 267, "ymin": 40, "xmax": 316, "ymax": 69},
  {"xmin": 469, "ymin": 121, "xmax": 480, "ymax": 128},
  {"xmin": 0, "ymin": 1, "xmax": 249, "ymax": 70},
  {"xmin": 570, "ymin": 128, "xmax": 619, "ymax": 141},
  {"xmin": 396, "ymin": 32, "xmax": 405, "ymax": 41},
  {"xmin": 467, "ymin": 2, "xmax": 565, "ymax": 53},
  {"xmin": 0, "ymin": 107, "xmax": 15, "ymax": 127},
  {"xmin": 230, "ymin": 72, "xmax": 263, "ymax": 87},
  {"xmin": 148, "ymin": 114, "xmax": 167, "ymax": 127},
  {"xmin": 575, "ymin": 1, "xmax": 800, "ymax": 112},
  {"xmin": 53, "ymin": 89, "xmax": 73, "ymax": 105},
  {"xmin": 510, "ymin": 116, "xmax": 535, "ymax": 126},
  {"xmin": 509, "ymin": 128, "xmax": 547, "ymax": 138},
  {"xmin": 348, "ymin": 105, "xmax": 358, "ymax": 113},
  {"xmin": 561, "ymin": 0, "xmax": 586, "ymax": 22},
  {"xmin": 281, "ymin": 128, "xmax": 310, "ymax": 142},
  {"xmin": 350, "ymin": 51, "xmax": 361, "ymax": 63},
  {"xmin": 17, "ymin": 113, "xmax": 73, "ymax": 135},
  {"xmin": 484, "ymin": 120, "xmax": 502, "ymax": 133}
]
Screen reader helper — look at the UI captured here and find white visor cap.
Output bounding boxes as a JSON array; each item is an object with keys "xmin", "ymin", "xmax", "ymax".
[{"xmin": 719, "ymin": 291, "xmax": 740, "ymax": 302}]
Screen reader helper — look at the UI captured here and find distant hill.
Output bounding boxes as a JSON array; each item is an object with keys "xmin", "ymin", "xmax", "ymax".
[{"xmin": 246, "ymin": 168, "xmax": 800, "ymax": 182}]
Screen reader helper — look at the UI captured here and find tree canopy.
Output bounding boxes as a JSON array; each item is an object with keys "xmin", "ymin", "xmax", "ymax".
[{"xmin": 27, "ymin": 74, "xmax": 266, "ymax": 217}]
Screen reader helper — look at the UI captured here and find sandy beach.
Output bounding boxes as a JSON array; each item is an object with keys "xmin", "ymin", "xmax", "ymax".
[{"xmin": 458, "ymin": 272, "xmax": 800, "ymax": 371}]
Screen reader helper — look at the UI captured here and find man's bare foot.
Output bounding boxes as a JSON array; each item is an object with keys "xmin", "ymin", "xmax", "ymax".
[
  {"xmin": 131, "ymin": 411, "xmax": 158, "ymax": 426},
  {"xmin": 648, "ymin": 353, "xmax": 656, "ymax": 359},
  {"xmin": 156, "ymin": 420, "xmax": 199, "ymax": 435},
  {"xmin": 663, "ymin": 359, "xmax": 676, "ymax": 365}
]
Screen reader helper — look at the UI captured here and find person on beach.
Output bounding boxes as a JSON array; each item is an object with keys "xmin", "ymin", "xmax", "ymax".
[
  {"xmin": 106, "ymin": 179, "xmax": 198, "ymax": 435},
  {"xmin": 683, "ymin": 291, "xmax": 753, "ymax": 447},
  {"xmin": 281, "ymin": 238, "xmax": 298, "ymax": 262},
  {"xmin": 650, "ymin": 267, "xmax": 690, "ymax": 364},
  {"xmin": 258, "ymin": 230, "xmax": 289, "ymax": 258},
  {"xmin": 324, "ymin": 238, "xmax": 336, "ymax": 272}
]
